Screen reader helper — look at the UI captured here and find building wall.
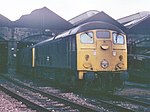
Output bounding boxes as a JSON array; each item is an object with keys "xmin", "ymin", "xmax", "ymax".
[
  {"xmin": 127, "ymin": 34, "xmax": 150, "ymax": 54},
  {"xmin": 0, "ymin": 26, "xmax": 47, "ymax": 73}
]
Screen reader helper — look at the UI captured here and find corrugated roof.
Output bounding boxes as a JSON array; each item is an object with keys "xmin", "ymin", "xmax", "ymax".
[
  {"xmin": 0, "ymin": 14, "xmax": 11, "ymax": 27},
  {"xmin": 117, "ymin": 11, "xmax": 150, "ymax": 28},
  {"xmin": 124, "ymin": 16, "xmax": 148, "ymax": 28},
  {"xmin": 69, "ymin": 11, "xmax": 126, "ymax": 32},
  {"xmin": 13, "ymin": 7, "xmax": 73, "ymax": 32},
  {"xmin": 69, "ymin": 10, "xmax": 99, "ymax": 25},
  {"xmin": 117, "ymin": 11, "xmax": 150, "ymax": 34},
  {"xmin": 118, "ymin": 11, "xmax": 150, "ymax": 24},
  {"xmin": 128, "ymin": 15, "xmax": 150, "ymax": 34}
]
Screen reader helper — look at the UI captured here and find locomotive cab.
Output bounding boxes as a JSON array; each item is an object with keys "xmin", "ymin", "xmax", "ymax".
[{"xmin": 76, "ymin": 29, "xmax": 128, "ymax": 90}]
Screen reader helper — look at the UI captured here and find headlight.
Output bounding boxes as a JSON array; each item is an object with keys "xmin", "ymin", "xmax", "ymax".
[{"xmin": 101, "ymin": 59, "xmax": 109, "ymax": 69}]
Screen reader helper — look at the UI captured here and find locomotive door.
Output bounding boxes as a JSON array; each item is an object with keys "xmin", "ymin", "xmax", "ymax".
[
  {"xmin": 111, "ymin": 32, "xmax": 127, "ymax": 70},
  {"xmin": 76, "ymin": 31, "xmax": 96, "ymax": 71}
]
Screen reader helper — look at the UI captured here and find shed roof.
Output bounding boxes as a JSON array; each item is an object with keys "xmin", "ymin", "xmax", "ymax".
[
  {"xmin": 117, "ymin": 11, "xmax": 150, "ymax": 34},
  {"xmin": 13, "ymin": 7, "xmax": 73, "ymax": 32},
  {"xmin": 69, "ymin": 11, "xmax": 126, "ymax": 32},
  {"xmin": 0, "ymin": 14, "xmax": 11, "ymax": 27},
  {"xmin": 20, "ymin": 34, "xmax": 51, "ymax": 43},
  {"xmin": 69, "ymin": 10, "xmax": 99, "ymax": 25}
]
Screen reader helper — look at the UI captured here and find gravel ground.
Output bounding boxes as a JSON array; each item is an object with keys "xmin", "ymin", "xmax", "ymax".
[
  {"xmin": 2, "ymin": 74, "xmax": 150, "ymax": 111},
  {"xmin": 115, "ymin": 82, "xmax": 150, "ymax": 104},
  {"xmin": 116, "ymin": 81, "xmax": 150, "ymax": 96},
  {"xmin": 0, "ymin": 90, "xmax": 36, "ymax": 112},
  {"xmin": 116, "ymin": 87, "xmax": 150, "ymax": 96}
]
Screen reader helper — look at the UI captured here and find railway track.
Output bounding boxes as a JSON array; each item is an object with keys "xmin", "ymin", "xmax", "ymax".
[
  {"xmin": 0, "ymin": 75, "xmax": 101, "ymax": 111},
  {"xmin": 112, "ymin": 94, "xmax": 150, "ymax": 107},
  {"xmin": 0, "ymin": 85, "xmax": 49, "ymax": 112},
  {"xmin": 87, "ymin": 93, "xmax": 150, "ymax": 112},
  {"xmin": 0, "ymin": 74, "xmax": 149, "ymax": 112}
]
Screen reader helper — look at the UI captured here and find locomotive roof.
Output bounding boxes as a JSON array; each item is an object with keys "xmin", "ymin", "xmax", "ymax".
[
  {"xmin": 33, "ymin": 21, "xmax": 124, "ymax": 47},
  {"xmin": 55, "ymin": 21, "xmax": 124, "ymax": 39}
]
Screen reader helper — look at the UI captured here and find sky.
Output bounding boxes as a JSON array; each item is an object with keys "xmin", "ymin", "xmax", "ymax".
[{"xmin": 0, "ymin": 0, "xmax": 150, "ymax": 21}]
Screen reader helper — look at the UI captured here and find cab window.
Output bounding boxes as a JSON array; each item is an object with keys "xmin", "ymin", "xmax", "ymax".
[
  {"xmin": 80, "ymin": 32, "xmax": 94, "ymax": 44},
  {"xmin": 113, "ymin": 33, "xmax": 124, "ymax": 44},
  {"xmin": 96, "ymin": 31, "xmax": 110, "ymax": 38}
]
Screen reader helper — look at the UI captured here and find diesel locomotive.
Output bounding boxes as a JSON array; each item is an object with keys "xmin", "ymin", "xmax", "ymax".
[{"xmin": 18, "ymin": 21, "xmax": 128, "ymax": 92}]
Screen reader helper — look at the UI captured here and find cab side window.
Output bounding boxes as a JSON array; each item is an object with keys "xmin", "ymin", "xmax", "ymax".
[
  {"xmin": 80, "ymin": 32, "xmax": 94, "ymax": 44},
  {"xmin": 113, "ymin": 33, "xmax": 124, "ymax": 44}
]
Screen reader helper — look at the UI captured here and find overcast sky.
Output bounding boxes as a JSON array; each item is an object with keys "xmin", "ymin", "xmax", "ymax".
[{"xmin": 0, "ymin": 0, "xmax": 150, "ymax": 21}]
